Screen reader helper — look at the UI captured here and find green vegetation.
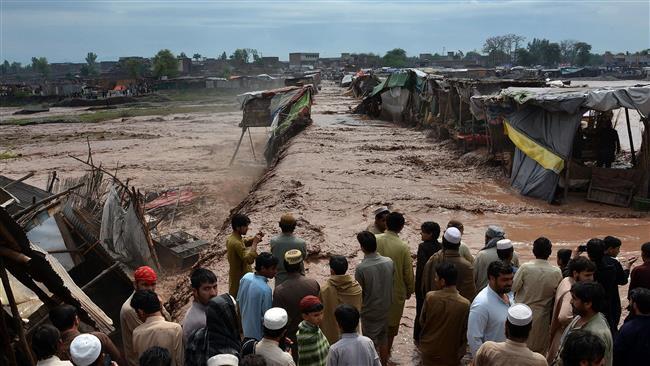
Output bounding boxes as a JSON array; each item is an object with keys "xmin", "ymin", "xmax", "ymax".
[
  {"xmin": 0, "ymin": 151, "xmax": 18, "ymax": 160},
  {"xmin": 4, "ymin": 105, "xmax": 232, "ymax": 126},
  {"xmin": 383, "ymin": 48, "xmax": 407, "ymax": 67},
  {"xmin": 152, "ymin": 49, "xmax": 179, "ymax": 78}
]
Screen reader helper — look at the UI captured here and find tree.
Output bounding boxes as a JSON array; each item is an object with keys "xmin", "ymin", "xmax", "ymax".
[
  {"xmin": 31, "ymin": 56, "xmax": 50, "ymax": 78},
  {"xmin": 219, "ymin": 51, "xmax": 227, "ymax": 60},
  {"xmin": 230, "ymin": 49, "xmax": 248, "ymax": 64},
  {"xmin": 574, "ymin": 42, "xmax": 592, "ymax": 66},
  {"xmin": 527, "ymin": 38, "xmax": 561, "ymax": 66},
  {"xmin": 80, "ymin": 52, "xmax": 99, "ymax": 77},
  {"xmin": 152, "ymin": 49, "xmax": 179, "ymax": 78},
  {"xmin": 515, "ymin": 48, "xmax": 533, "ymax": 66},
  {"xmin": 193, "ymin": 53, "xmax": 202, "ymax": 61},
  {"xmin": 464, "ymin": 51, "xmax": 482, "ymax": 62},
  {"xmin": 179, "ymin": 52, "xmax": 188, "ymax": 58},
  {"xmin": 124, "ymin": 59, "xmax": 145, "ymax": 79},
  {"xmin": 10, "ymin": 62, "xmax": 21, "ymax": 73},
  {"xmin": 248, "ymin": 49, "xmax": 261, "ymax": 63},
  {"xmin": 383, "ymin": 48, "xmax": 407, "ymax": 67},
  {"xmin": 1, "ymin": 60, "xmax": 8, "ymax": 75},
  {"xmin": 560, "ymin": 40, "xmax": 577, "ymax": 64},
  {"xmin": 483, "ymin": 34, "xmax": 525, "ymax": 64}
]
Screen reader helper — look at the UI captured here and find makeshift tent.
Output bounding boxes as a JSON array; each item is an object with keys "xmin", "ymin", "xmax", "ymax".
[
  {"xmin": 355, "ymin": 69, "xmax": 425, "ymax": 123},
  {"xmin": 232, "ymin": 86, "xmax": 313, "ymax": 164},
  {"xmin": 472, "ymin": 84, "xmax": 650, "ymax": 202}
]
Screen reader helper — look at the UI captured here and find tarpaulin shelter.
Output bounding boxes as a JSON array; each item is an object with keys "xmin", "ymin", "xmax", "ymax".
[
  {"xmin": 471, "ymin": 84, "xmax": 650, "ymax": 203},
  {"xmin": 232, "ymin": 86, "xmax": 314, "ymax": 164},
  {"xmin": 355, "ymin": 69, "xmax": 426, "ymax": 124},
  {"xmin": 419, "ymin": 77, "xmax": 545, "ymax": 150},
  {"xmin": 348, "ymin": 73, "xmax": 381, "ymax": 98}
]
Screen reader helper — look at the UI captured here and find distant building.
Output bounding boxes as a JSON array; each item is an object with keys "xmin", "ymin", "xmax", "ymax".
[
  {"xmin": 289, "ymin": 52, "xmax": 319, "ymax": 69},
  {"xmin": 603, "ymin": 52, "xmax": 650, "ymax": 67},
  {"xmin": 177, "ymin": 56, "xmax": 192, "ymax": 74}
]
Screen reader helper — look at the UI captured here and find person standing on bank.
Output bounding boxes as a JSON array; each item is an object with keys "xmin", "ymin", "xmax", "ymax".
[
  {"xmin": 270, "ymin": 213, "xmax": 307, "ymax": 287},
  {"xmin": 182, "ymin": 268, "xmax": 219, "ymax": 342},
  {"xmin": 474, "ymin": 304, "xmax": 547, "ymax": 366},
  {"xmin": 375, "ymin": 212, "xmax": 414, "ymax": 359},
  {"xmin": 414, "ymin": 221, "xmax": 441, "ymax": 343},
  {"xmin": 467, "ymin": 261, "xmax": 515, "ymax": 358},
  {"xmin": 273, "ymin": 249, "xmax": 320, "ymax": 363},
  {"xmin": 238, "ymin": 252, "xmax": 279, "ymax": 341},
  {"xmin": 418, "ymin": 262, "xmax": 470, "ymax": 366},
  {"xmin": 421, "ymin": 227, "xmax": 476, "ymax": 302},
  {"xmin": 367, "ymin": 207, "xmax": 389, "ymax": 235},
  {"xmin": 355, "ymin": 231, "xmax": 394, "ymax": 366},
  {"xmin": 227, "ymin": 213, "xmax": 264, "ymax": 297},
  {"xmin": 512, "ymin": 237, "xmax": 563, "ymax": 354},
  {"xmin": 120, "ymin": 266, "xmax": 171, "ymax": 366},
  {"xmin": 319, "ymin": 256, "xmax": 363, "ymax": 345}
]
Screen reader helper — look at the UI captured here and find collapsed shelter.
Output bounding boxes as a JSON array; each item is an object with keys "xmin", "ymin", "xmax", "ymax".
[{"xmin": 234, "ymin": 85, "xmax": 314, "ymax": 164}]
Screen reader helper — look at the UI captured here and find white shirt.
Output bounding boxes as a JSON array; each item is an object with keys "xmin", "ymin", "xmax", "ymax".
[
  {"xmin": 255, "ymin": 338, "xmax": 296, "ymax": 366},
  {"xmin": 37, "ymin": 356, "xmax": 73, "ymax": 366},
  {"xmin": 467, "ymin": 285, "xmax": 514, "ymax": 357}
]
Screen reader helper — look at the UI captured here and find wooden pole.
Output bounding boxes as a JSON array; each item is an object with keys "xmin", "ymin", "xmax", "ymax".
[
  {"xmin": 2, "ymin": 171, "xmax": 35, "ymax": 189},
  {"xmin": 248, "ymin": 128, "xmax": 257, "ymax": 160},
  {"xmin": 81, "ymin": 262, "xmax": 120, "ymax": 291},
  {"xmin": 564, "ymin": 157, "xmax": 572, "ymax": 202},
  {"xmin": 625, "ymin": 108, "xmax": 637, "ymax": 167},
  {"xmin": 229, "ymin": 127, "xmax": 247, "ymax": 166},
  {"xmin": 11, "ymin": 182, "xmax": 84, "ymax": 219},
  {"xmin": 0, "ymin": 258, "xmax": 35, "ymax": 366}
]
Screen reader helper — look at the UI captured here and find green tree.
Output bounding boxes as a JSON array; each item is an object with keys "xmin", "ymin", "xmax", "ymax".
[
  {"xmin": 85, "ymin": 52, "xmax": 99, "ymax": 75},
  {"xmin": 574, "ymin": 42, "xmax": 592, "ymax": 66},
  {"xmin": 179, "ymin": 52, "xmax": 188, "ymax": 58},
  {"xmin": 31, "ymin": 56, "xmax": 50, "ymax": 78},
  {"xmin": 193, "ymin": 53, "xmax": 202, "ymax": 61},
  {"xmin": 230, "ymin": 49, "xmax": 249, "ymax": 64},
  {"xmin": 560, "ymin": 40, "xmax": 577, "ymax": 64},
  {"xmin": 248, "ymin": 49, "xmax": 261, "ymax": 63},
  {"xmin": 219, "ymin": 51, "xmax": 228, "ymax": 60},
  {"xmin": 464, "ymin": 51, "xmax": 482, "ymax": 62},
  {"xmin": 10, "ymin": 62, "xmax": 22, "ymax": 73},
  {"xmin": 527, "ymin": 38, "xmax": 560, "ymax": 66},
  {"xmin": 1, "ymin": 60, "xmax": 9, "ymax": 74},
  {"xmin": 383, "ymin": 48, "xmax": 407, "ymax": 67},
  {"xmin": 152, "ymin": 49, "xmax": 179, "ymax": 78},
  {"xmin": 515, "ymin": 48, "xmax": 533, "ymax": 66},
  {"xmin": 124, "ymin": 59, "xmax": 145, "ymax": 79}
]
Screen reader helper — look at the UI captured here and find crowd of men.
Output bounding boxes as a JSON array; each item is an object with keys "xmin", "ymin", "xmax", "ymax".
[{"xmin": 29, "ymin": 208, "xmax": 649, "ymax": 366}]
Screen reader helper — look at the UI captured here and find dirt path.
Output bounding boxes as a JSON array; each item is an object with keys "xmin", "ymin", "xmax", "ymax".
[{"xmin": 167, "ymin": 82, "xmax": 649, "ymax": 364}]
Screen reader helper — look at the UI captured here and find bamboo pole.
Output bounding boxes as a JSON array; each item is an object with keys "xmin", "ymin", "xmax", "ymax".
[
  {"xmin": 2, "ymin": 172, "xmax": 35, "ymax": 190},
  {"xmin": 625, "ymin": 108, "xmax": 637, "ymax": 167},
  {"xmin": 0, "ymin": 258, "xmax": 35, "ymax": 366}
]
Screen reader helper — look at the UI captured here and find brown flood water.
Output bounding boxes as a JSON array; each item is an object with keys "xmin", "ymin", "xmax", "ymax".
[{"xmin": 166, "ymin": 82, "xmax": 649, "ymax": 364}]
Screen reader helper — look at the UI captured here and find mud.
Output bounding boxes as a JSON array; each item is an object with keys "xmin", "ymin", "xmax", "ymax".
[{"xmin": 166, "ymin": 82, "xmax": 648, "ymax": 364}]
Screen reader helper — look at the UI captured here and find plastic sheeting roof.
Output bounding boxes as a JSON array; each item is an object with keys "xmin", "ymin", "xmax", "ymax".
[{"xmin": 496, "ymin": 85, "xmax": 650, "ymax": 116}]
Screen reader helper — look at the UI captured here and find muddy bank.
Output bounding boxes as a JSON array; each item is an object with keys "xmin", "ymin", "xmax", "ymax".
[{"xmin": 167, "ymin": 82, "xmax": 649, "ymax": 364}]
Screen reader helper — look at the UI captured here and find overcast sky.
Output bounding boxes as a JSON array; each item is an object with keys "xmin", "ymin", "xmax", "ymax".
[{"xmin": 1, "ymin": 0, "xmax": 649, "ymax": 64}]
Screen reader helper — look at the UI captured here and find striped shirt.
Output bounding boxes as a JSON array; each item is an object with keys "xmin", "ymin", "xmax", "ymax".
[{"xmin": 297, "ymin": 320, "xmax": 330, "ymax": 366}]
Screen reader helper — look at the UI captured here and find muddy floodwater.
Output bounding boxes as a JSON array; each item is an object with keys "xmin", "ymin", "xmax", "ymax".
[{"xmin": 166, "ymin": 82, "xmax": 648, "ymax": 364}]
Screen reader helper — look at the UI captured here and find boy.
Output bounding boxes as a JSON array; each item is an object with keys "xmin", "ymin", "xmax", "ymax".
[
  {"xmin": 326, "ymin": 304, "xmax": 380, "ymax": 366},
  {"xmin": 414, "ymin": 221, "xmax": 441, "ymax": 343},
  {"xmin": 297, "ymin": 295, "xmax": 330, "ymax": 366}
]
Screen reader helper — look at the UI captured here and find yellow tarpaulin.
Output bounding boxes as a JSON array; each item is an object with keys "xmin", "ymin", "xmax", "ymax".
[{"xmin": 503, "ymin": 120, "xmax": 565, "ymax": 174}]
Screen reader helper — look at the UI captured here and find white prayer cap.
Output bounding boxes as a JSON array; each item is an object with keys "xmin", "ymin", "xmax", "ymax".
[
  {"xmin": 70, "ymin": 334, "xmax": 102, "ymax": 366},
  {"xmin": 496, "ymin": 239, "xmax": 513, "ymax": 250},
  {"xmin": 507, "ymin": 303, "xmax": 533, "ymax": 326},
  {"xmin": 443, "ymin": 227, "xmax": 462, "ymax": 244},
  {"xmin": 207, "ymin": 354, "xmax": 239, "ymax": 366},
  {"xmin": 263, "ymin": 307, "xmax": 288, "ymax": 330},
  {"xmin": 373, "ymin": 206, "xmax": 389, "ymax": 217}
]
